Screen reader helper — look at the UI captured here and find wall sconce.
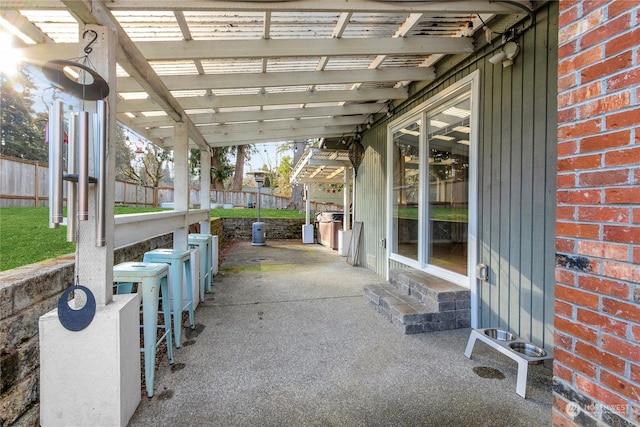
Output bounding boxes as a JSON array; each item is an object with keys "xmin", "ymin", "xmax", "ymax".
[{"xmin": 488, "ymin": 41, "xmax": 520, "ymax": 67}]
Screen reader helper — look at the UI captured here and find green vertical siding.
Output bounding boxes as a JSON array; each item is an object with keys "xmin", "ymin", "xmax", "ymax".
[
  {"xmin": 358, "ymin": 124, "xmax": 388, "ymax": 273},
  {"xmin": 356, "ymin": 2, "xmax": 557, "ymax": 350}
]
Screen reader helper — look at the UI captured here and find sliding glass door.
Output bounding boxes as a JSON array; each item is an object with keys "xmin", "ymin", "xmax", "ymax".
[{"xmin": 387, "ymin": 74, "xmax": 477, "ymax": 286}]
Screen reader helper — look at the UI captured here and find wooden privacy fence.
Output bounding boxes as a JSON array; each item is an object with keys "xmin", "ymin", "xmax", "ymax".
[{"xmin": 0, "ymin": 155, "xmax": 290, "ymax": 209}]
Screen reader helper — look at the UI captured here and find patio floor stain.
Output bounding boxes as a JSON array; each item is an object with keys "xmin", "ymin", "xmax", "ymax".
[{"xmin": 473, "ymin": 366, "xmax": 506, "ymax": 380}]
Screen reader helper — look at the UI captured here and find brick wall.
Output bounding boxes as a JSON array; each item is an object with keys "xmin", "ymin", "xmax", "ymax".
[{"xmin": 554, "ymin": 1, "xmax": 640, "ymax": 426}]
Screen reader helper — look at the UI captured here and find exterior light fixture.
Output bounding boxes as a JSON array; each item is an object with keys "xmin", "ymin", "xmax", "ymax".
[
  {"xmin": 488, "ymin": 51, "xmax": 507, "ymax": 65},
  {"xmin": 501, "ymin": 41, "xmax": 520, "ymax": 66},
  {"xmin": 461, "ymin": 20, "xmax": 474, "ymax": 37},
  {"xmin": 489, "ymin": 41, "xmax": 520, "ymax": 67}
]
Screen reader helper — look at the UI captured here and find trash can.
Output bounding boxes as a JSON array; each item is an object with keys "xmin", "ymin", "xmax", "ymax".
[{"xmin": 252, "ymin": 221, "xmax": 266, "ymax": 246}]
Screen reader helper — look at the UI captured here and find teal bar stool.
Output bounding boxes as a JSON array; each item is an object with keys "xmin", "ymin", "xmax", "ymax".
[
  {"xmin": 143, "ymin": 248, "xmax": 195, "ymax": 348},
  {"xmin": 188, "ymin": 233, "xmax": 213, "ymax": 302},
  {"xmin": 113, "ymin": 262, "xmax": 174, "ymax": 398}
]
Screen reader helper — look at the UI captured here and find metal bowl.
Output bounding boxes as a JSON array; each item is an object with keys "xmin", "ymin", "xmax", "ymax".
[
  {"xmin": 483, "ymin": 328, "xmax": 516, "ymax": 341},
  {"xmin": 509, "ymin": 342, "xmax": 547, "ymax": 358}
]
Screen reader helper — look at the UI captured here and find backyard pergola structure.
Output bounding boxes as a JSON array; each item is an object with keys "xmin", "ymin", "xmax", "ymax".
[
  {"xmin": 291, "ymin": 147, "xmax": 353, "ymax": 249},
  {"xmin": 1, "ymin": 1, "xmax": 534, "ymax": 425}
]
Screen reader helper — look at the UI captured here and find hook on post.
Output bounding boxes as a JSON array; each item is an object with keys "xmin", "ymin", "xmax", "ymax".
[{"xmin": 82, "ymin": 29, "xmax": 98, "ymax": 55}]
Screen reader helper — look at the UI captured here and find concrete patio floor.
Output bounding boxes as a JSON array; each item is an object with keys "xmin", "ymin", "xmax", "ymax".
[{"xmin": 129, "ymin": 240, "xmax": 553, "ymax": 426}]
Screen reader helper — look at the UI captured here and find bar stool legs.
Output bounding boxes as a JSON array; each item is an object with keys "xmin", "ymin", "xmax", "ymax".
[
  {"xmin": 188, "ymin": 234, "xmax": 213, "ymax": 303},
  {"xmin": 113, "ymin": 262, "xmax": 174, "ymax": 397},
  {"xmin": 143, "ymin": 249, "xmax": 195, "ymax": 348}
]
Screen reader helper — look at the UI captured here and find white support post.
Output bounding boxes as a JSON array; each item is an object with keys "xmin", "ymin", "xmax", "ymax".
[
  {"xmin": 338, "ymin": 167, "xmax": 354, "ymax": 256},
  {"xmin": 75, "ymin": 25, "xmax": 116, "ymax": 306},
  {"xmin": 343, "ymin": 167, "xmax": 350, "ymax": 232},
  {"xmin": 173, "ymin": 122, "xmax": 189, "ymax": 250},
  {"xmin": 302, "ymin": 183, "xmax": 314, "ymax": 244},
  {"xmin": 352, "ymin": 167, "xmax": 357, "ymax": 221},
  {"xmin": 200, "ymin": 149, "xmax": 211, "ymax": 235},
  {"xmin": 305, "ymin": 184, "xmax": 311, "ymax": 225}
]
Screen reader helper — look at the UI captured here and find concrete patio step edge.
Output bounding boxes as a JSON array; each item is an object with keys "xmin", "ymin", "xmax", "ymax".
[{"xmin": 363, "ymin": 269, "xmax": 471, "ymax": 334}]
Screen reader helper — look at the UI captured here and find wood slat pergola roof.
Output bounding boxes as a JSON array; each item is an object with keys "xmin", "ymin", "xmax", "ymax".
[
  {"xmin": 291, "ymin": 148, "xmax": 352, "ymax": 185},
  {"xmin": 2, "ymin": 0, "xmax": 532, "ymax": 151}
]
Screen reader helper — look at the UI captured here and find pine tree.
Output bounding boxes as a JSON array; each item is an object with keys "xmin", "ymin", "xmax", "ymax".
[{"xmin": 0, "ymin": 70, "xmax": 47, "ymax": 161}]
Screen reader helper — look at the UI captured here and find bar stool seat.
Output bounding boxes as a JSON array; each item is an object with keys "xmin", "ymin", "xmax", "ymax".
[
  {"xmin": 113, "ymin": 262, "xmax": 174, "ymax": 398},
  {"xmin": 143, "ymin": 248, "xmax": 195, "ymax": 348},
  {"xmin": 188, "ymin": 233, "xmax": 213, "ymax": 302}
]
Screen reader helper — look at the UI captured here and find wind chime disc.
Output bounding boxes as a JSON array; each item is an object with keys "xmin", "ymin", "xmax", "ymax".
[
  {"xmin": 57, "ymin": 285, "xmax": 96, "ymax": 331},
  {"xmin": 42, "ymin": 59, "xmax": 109, "ymax": 101}
]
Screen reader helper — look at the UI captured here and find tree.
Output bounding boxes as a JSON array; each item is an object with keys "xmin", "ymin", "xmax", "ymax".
[
  {"xmin": 232, "ymin": 144, "xmax": 246, "ymax": 191},
  {"xmin": 116, "ymin": 137, "xmax": 172, "ymax": 187},
  {"xmin": 0, "ymin": 70, "xmax": 47, "ymax": 162},
  {"xmin": 114, "ymin": 125, "xmax": 136, "ymax": 181},
  {"xmin": 275, "ymin": 155, "xmax": 294, "ymax": 198},
  {"xmin": 194, "ymin": 147, "xmax": 235, "ymax": 190},
  {"xmin": 140, "ymin": 143, "xmax": 172, "ymax": 187}
]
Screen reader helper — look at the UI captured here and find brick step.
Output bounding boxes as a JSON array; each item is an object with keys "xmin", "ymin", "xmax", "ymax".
[{"xmin": 363, "ymin": 269, "xmax": 470, "ymax": 334}]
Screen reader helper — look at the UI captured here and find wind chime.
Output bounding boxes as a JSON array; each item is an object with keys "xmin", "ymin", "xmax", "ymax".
[{"xmin": 43, "ymin": 30, "xmax": 110, "ymax": 331}]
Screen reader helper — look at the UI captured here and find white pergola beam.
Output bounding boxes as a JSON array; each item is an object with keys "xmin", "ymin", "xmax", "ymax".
[
  {"xmin": 3, "ymin": 0, "xmax": 530, "ymax": 14},
  {"xmin": 118, "ymin": 88, "xmax": 407, "ymax": 113},
  {"xmin": 123, "ymin": 37, "xmax": 474, "ymax": 60},
  {"xmin": 148, "ymin": 115, "xmax": 368, "ymax": 139},
  {"xmin": 263, "ymin": 11, "xmax": 271, "ymax": 39},
  {"xmin": 123, "ymin": 103, "xmax": 386, "ymax": 128},
  {"xmin": 309, "ymin": 159, "xmax": 350, "ymax": 167},
  {"xmin": 333, "ymin": 12, "xmax": 352, "ymax": 38},
  {"xmin": 160, "ymin": 126, "xmax": 355, "ymax": 148},
  {"xmin": 116, "ymin": 67, "xmax": 435, "ymax": 92},
  {"xmin": 21, "ymin": 37, "xmax": 472, "ymax": 62},
  {"xmin": 174, "ymin": 10, "xmax": 192, "ymax": 40},
  {"xmin": 207, "ymin": 125, "xmax": 354, "ymax": 146},
  {"xmin": 0, "ymin": 9, "xmax": 54, "ymax": 44}
]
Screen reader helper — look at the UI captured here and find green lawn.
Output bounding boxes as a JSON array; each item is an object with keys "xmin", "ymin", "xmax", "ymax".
[
  {"xmin": 0, "ymin": 206, "xmax": 304, "ymax": 271},
  {"xmin": 395, "ymin": 206, "xmax": 468, "ymax": 222}
]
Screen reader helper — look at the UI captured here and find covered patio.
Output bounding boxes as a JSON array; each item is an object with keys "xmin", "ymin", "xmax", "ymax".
[
  {"xmin": 3, "ymin": 1, "xmax": 543, "ymax": 425},
  {"xmin": 3, "ymin": 1, "xmax": 638, "ymax": 426},
  {"xmin": 129, "ymin": 239, "xmax": 553, "ymax": 426}
]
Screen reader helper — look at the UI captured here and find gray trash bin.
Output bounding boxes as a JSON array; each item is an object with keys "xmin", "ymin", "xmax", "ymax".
[{"xmin": 252, "ymin": 221, "xmax": 266, "ymax": 246}]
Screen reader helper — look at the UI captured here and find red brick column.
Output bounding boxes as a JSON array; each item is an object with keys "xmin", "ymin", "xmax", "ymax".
[{"xmin": 554, "ymin": 1, "xmax": 640, "ymax": 426}]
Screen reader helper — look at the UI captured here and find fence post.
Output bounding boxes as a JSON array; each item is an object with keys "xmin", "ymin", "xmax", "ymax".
[{"xmin": 34, "ymin": 162, "xmax": 39, "ymax": 206}]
